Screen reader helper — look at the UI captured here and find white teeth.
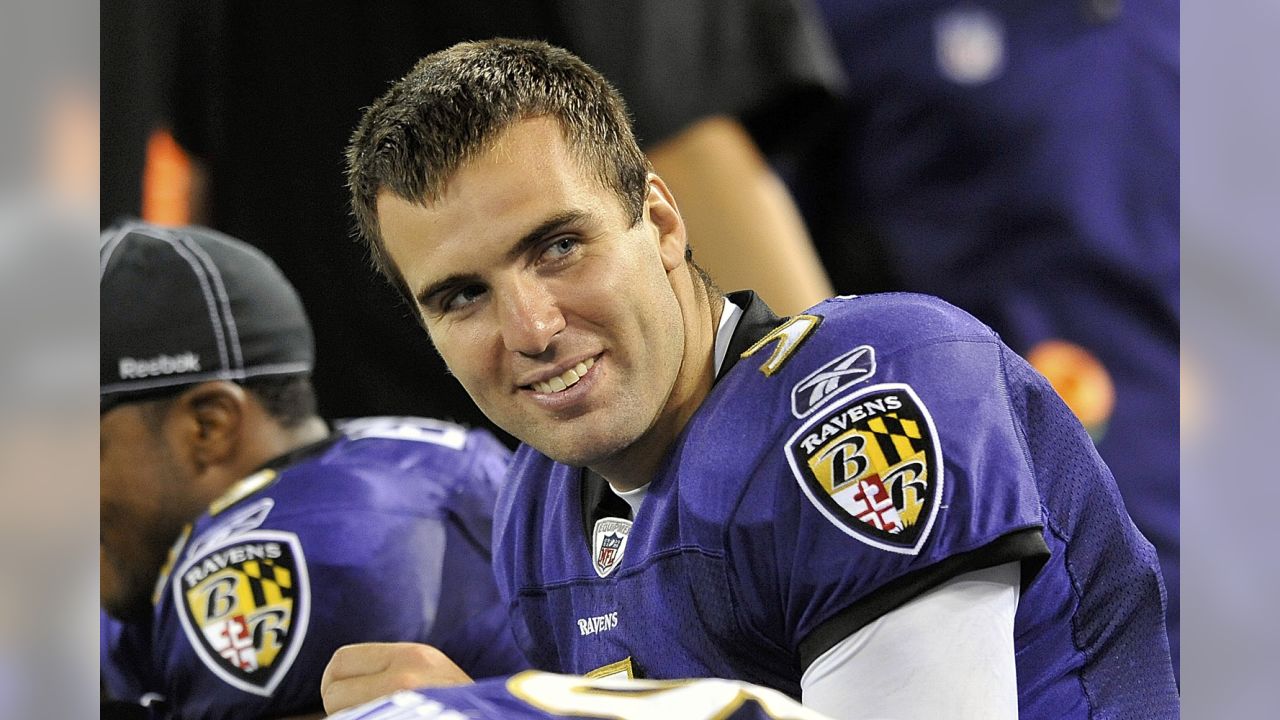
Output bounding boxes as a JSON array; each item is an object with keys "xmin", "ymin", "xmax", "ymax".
[{"xmin": 532, "ymin": 357, "xmax": 595, "ymax": 394}]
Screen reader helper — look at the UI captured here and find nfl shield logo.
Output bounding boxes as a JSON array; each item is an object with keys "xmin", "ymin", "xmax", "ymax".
[{"xmin": 591, "ymin": 518, "xmax": 632, "ymax": 578}]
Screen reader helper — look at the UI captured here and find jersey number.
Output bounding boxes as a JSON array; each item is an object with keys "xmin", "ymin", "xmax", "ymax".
[
  {"xmin": 740, "ymin": 315, "xmax": 821, "ymax": 377},
  {"xmin": 507, "ymin": 671, "xmax": 828, "ymax": 720}
]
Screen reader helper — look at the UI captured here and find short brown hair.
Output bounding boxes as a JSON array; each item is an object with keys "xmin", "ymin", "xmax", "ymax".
[{"xmin": 347, "ymin": 39, "xmax": 652, "ymax": 299}]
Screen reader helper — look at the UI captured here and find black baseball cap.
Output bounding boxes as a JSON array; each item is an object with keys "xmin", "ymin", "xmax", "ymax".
[{"xmin": 100, "ymin": 223, "xmax": 314, "ymax": 414}]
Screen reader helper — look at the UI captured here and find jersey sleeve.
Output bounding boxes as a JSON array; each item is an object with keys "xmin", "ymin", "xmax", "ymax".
[
  {"xmin": 165, "ymin": 426, "xmax": 524, "ymax": 717},
  {"xmin": 715, "ymin": 295, "xmax": 1050, "ymax": 669},
  {"xmin": 166, "ymin": 509, "xmax": 457, "ymax": 717},
  {"xmin": 100, "ymin": 610, "xmax": 153, "ymax": 705},
  {"xmin": 424, "ymin": 429, "xmax": 531, "ymax": 679},
  {"xmin": 273, "ymin": 435, "xmax": 525, "ymax": 696}
]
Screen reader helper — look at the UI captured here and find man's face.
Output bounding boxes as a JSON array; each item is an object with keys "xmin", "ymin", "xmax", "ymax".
[
  {"xmin": 100, "ymin": 403, "xmax": 192, "ymax": 620},
  {"xmin": 377, "ymin": 117, "xmax": 688, "ymax": 467}
]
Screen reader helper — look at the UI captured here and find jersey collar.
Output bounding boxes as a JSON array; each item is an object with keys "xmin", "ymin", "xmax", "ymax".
[{"xmin": 714, "ymin": 290, "xmax": 784, "ymax": 383}]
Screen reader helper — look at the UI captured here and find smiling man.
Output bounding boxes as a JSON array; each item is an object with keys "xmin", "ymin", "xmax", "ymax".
[
  {"xmin": 374, "ymin": 114, "xmax": 705, "ymax": 490},
  {"xmin": 323, "ymin": 40, "xmax": 1178, "ymax": 719}
]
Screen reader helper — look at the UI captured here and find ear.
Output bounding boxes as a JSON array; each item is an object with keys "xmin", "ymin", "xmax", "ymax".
[
  {"xmin": 170, "ymin": 381, "xmax": 248, "ymax": 472},
  {"xmin": 644, "ymin": 173, "xmax": 687, "ymax": 273}
]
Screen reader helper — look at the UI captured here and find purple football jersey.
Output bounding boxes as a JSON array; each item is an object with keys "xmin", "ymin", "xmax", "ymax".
[
  {"xmin": 494, "ymin": 292, "xmax": 1177, "ymax": 718},
  {"xmin": 101, "ymin": 417, "xmax": 528, "ymax": 719}
]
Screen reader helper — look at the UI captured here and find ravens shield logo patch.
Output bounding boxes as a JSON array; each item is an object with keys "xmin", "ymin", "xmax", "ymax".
[
  {"xmin": 785, "ymin": 383, "xmax": 943, "ymax": 554},
  {"xmin": 174, "ymin": 529, "xmax": 310, "ymax": 696}
]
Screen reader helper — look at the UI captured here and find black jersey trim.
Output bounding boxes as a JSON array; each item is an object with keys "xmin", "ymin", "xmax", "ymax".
[
  {"xmin": 797, "ymin": 526, "xmax": 1050, "ymax": 670},
  {"xmin": 581, "ymin": 468, "xmax": 634, "ymax": 555},
  {"xmin": 257, "ymin": 431, "xmax": 338, "ymax": 475},
  {"xmin": 716, "ymin": 291, "xmax": 783, "ymax": 382}
]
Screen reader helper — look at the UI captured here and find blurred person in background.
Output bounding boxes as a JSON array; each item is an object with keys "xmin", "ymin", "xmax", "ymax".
[
  {"xmin": 99, "ymin": 223, "xmax": 525, "ymax": 719},
  {"xmin": 786, "ymin": 0, "xmax": 1181, "ymax": 674},
  {"xmin": 99, "ymin": 0, "xmax": 844, "ymax": 448}
]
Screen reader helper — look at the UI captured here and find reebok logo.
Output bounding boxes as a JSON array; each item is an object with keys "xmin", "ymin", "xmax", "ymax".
[
  {"xmin": 119, "ymin": 352, "xmax": 201, "ymax": 380},
  {"xmin": 791, "ymin": 345, "xmax": 876, "ymax": 417}
]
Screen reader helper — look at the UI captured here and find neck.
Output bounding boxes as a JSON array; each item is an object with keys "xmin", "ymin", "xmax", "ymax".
[
  {"xmin": 594, "ymin": 286, "xmax": 724, "ymax": 492},
  {"xmin": 205, "ymin": 415, "xmax": 330, "ymax": 501},
  {"xmin": 281, "ymin": 416, "xmax": 331, "ymax": 452}
]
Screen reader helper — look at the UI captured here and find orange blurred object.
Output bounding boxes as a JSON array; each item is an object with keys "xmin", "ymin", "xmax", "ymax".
[
  {"xmin": 141, "ymin": 128, "xmax": 194, "ymax": 226},
  {"xmin": 1026, "ymin": 339, "xmax": 1116, "ymax": 440}
]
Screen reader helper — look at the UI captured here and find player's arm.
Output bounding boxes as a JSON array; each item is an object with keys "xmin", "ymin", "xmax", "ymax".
[
  {"xmin": 320, "ymin": 642, "xmax": 472, "ymax": 715},
  {"xmin": 801, "ymin": 563, "xmax": 1020, "ymax": 719},
  {"xmin": 648, "ymin": 116, "xmax": 833, "ymax": 316},
  {"xmin": 753, "ymin": 305, "xmax": 1045, "ymax": 718}
]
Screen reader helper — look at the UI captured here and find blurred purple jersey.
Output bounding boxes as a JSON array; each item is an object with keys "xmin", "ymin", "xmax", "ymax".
[{"xmin": 101, "ymin": 417, "xmax": 527, "ymax": 719}]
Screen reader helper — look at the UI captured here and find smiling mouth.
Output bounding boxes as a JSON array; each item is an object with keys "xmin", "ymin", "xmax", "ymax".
[{"xmin": 530, "ymin": 357, "xmax": 596, "ymax": 394}]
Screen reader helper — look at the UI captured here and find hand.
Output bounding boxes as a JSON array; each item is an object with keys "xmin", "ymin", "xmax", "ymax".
[{"xmin": 320, "ymin": 642, "xmax": 473, "ymax": 714}]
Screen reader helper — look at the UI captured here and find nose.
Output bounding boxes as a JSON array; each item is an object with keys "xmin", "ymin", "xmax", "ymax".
[{"xmin": 498, "ymin": 276, "xmax": 565, "ymax": 356}]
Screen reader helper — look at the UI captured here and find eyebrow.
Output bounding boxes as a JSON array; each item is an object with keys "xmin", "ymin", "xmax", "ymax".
[{"xmin": 414, "ymin": 210, "xmax": 591, "ymax": 308}]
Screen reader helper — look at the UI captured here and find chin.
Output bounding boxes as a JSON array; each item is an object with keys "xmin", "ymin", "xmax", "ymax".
[
  {"xmin": 536, "ymin": 442, "xmax": 615, "ymax": 468},
  {"xmin": 529, "ymin": 428, "xmax": 635, "ymax": 468}
]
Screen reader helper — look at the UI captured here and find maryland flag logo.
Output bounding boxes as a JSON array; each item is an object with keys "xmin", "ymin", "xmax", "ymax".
[
  {"xmin": 174, "ymin": 529, "xmax": 310, "ymax": 696},
  {"xmin": 785, "ymin": 384, "xmax": 943, "ymax": 554}
]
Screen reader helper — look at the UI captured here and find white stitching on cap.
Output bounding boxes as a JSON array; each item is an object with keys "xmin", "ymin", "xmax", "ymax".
[
  {"xmin": 154, "ymin": 231, "xmax": 232, "ymax": 375},
  {"xmin": 99, "ymin": 221, "xmax": 143, "ymax": 279},
  {"xmin": 238, "ymin": 362, "xmax": 312, "ymax": 378},
  {"xmin": 180, "ymin": 235, "xmax": 245, "ymax": 372}
]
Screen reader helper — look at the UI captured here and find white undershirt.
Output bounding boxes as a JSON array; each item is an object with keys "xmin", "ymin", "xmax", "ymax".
[
  {"xmin": 611, "ymin": 483, "xmax": 648, "ymax": 519},
  {"xmin": 801, "ymin": 561, "xmax": 1021, "ymax": 719},
  {"xmin": 713, "ymin": 295, "xmax": 744, "ymax": 378}
]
